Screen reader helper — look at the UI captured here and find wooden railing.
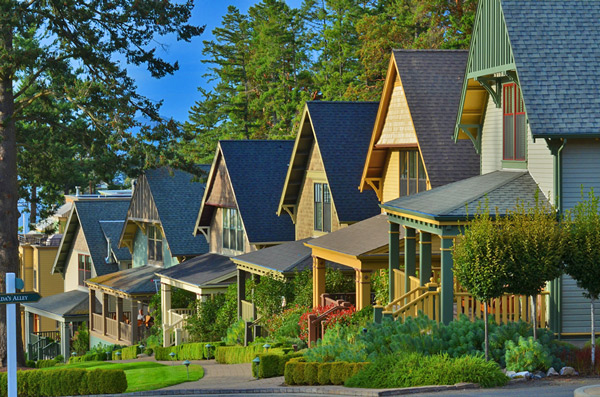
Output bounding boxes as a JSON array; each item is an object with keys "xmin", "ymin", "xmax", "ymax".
[
  {"xmin": 167, "ymin": 308, "xmax": 193, "ymax": 326},
  {"xmin": 33, "ymin": 331, "xmax": 60, "ymax": 341},
  {"xmin": 308, "ymin": 300, "xmax": 352, "ymax": 347},
  {"xmin": 241, "ymin": 300, "xmax": 255, "ymax": 321},
  {"xmin": 120, "ymin": 322, "xmax": 132, "ymax": 342},
  {"xmin": 106, "ymin": 318, "xmax": 118, "ymax": 339},
  {"xmin": 384, "ymin": 280, "xmax": 440, "ymax": 321},
  {"xmin": 392, "ymin": 268, "xmax": 441, "ymax": 303},
  {"xmin": 455, "ymin": 291, "xmax": 549, "ymax": 326},
  {"xmin": 92, "ymin": 313, "xmax": 103, "ymax": 334},
  {"xmin": 163, "ymin": 317, "xmax": 190, "ymax": 347}
]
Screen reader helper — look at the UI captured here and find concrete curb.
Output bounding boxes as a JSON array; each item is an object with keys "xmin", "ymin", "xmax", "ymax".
[
  {"xmin": 90, "ymin": 382, "xmax": 479, "ymax": 396},
  {"xmin": 575, "ymin": 384, "xmax": 600, "ymax": 397}
]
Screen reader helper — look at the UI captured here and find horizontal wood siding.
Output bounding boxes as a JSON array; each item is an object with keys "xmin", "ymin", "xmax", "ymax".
[
  {"xmin": 129, "ymin": 175, "xmax": 159, "ymax": 222},
  {"xmin": 480, "ymin": 97, "xmax": 502, "ymax": 175},
  {"xmin": 527, "ymin": 127, "xmax": 553, "ymax": 203},
  {"xmin": 37, "ymin": 247, "xmax": 63, "ymax": 297},
  {"xmin": 209, "ymin": 206, "xmax": 254, "ymax": 255},
  {"xmin": 382, "ymin": 150, "xmax": 400, "ymax": 203},
  {"xmin": 561, "ymin": 139, "xmax": 600, "ymax": 334}
]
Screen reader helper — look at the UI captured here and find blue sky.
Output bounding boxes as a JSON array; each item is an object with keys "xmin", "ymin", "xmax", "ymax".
[{"xmin": 129, "ymin": 0, "xmax": 303, "ymax": 123}]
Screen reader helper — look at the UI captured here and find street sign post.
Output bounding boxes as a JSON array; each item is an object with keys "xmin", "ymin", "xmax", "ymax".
[
  {"xmin": 6, "ymin": 273, "xmax": 16, "ymax": 397},
  {"xmin": 0, "ymin": 293, "xmax": 41, "ymax": 304}
]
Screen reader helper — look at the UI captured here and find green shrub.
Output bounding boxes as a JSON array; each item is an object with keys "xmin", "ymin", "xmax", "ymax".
[
  {"xmin": 35, "ymin": 359, "xmax": 58, "ymax": 368},
  {"xmin": 330, "ymin": 362, "xmax": 347, "ymax": 385},
  {"xmin": 505, "ymin": 336, "xmax": 553, "ymax": 372},
  {"xmin": 154, "ymin": 341, "xmax": 225, "ymax": 360},
  {"xmin": 54, "ymin": 355, "xmax": 64, "ymax": 363},
  {"xmin": 68, "ymin": 352, "xmax": 107, "ymax": 363},
  {"xmin": 144, "ymin": 347, "xmax": 154, "ymax": 356},
  {"xmin": 223, "ymin": 318, "xmax": 246, "ymax": 346},
  {"xmin": 252, "ymin": 352, "xmax": 304, "ymax": 378},
  {"xmin": 284, "ymin": 361, "xmax": 296, "ymax": 385},
  {"xmin": 292, "ymin": 361, "xmax": 305, "ymax": 385},
  {"xmin": 113, "ymin": 345, "xmax": 140, "ymax": 360},
  {"xmin": 317, "ymin": 362, "xmax": 332, "ymax": 385},
  {"xmin": 215, "ymin": 345, "xmax": 268, "ymax": 364},
  {"xmin": 284, "ymin": 360, "xmax": 367, "ymax": 385},
  {"xmin": 304, "ymin": 362, "xmax": 319, "ymax": 385},
  {"xmin": 0, "ymin": 368, "xmax": 127, "ymax": 396},
  {"xmin": 25, "ymin": 360, "xmax": 35, "ymax": 368},
  {"xmin": 345, "ymin": 352, "xmax": 508, "ymax": 389}
]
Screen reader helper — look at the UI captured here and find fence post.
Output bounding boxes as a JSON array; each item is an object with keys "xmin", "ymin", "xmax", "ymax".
[{"xmin": 373, "ymin": 305, "xmax": 383, "ymax": 324}]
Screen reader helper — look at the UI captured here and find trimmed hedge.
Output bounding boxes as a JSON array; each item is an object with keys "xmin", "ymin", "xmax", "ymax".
[
  {"xmin": 215, "ymin": 345, "xmax": 290, "ymax": 364},
  {"xmin": 35, "ymin": 359, "xmax": 59, "ymax": 369},
  {"xmin": 112, "ymin": 345, "xmax": 140, "ymax": 360},
  {"xmin": 284, "ymin": 359, "xmax": 369, "ymax": 385},
  {"xmin": 0, "ymin": 368, "xmax": 127, "ymax": 396},
  {"xmin": 68, "ymin": 352, "xmax": 108, "ymax": 363},
  {"xmin": 155, "ymin": 341, "xmax": 226, "ymax": 361},
  {"xmin": 251, "ymin": 352, "xmax": 304, "ymax": 378}
]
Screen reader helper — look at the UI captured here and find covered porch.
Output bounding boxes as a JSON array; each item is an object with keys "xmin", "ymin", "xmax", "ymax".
[
  {"xmin": 22, "ymin": 289, "xmax": 88, "ymax": 360},
  {"xmin": 85, "ymin": 266, "xmax": 158, "ymax": 346},
  {"xmin": 156, "ymin": 253, "xmax": 237, "ymax": 347},
  {"xmin": 381, "ymin": 171, "xmax": 553, "ymax": 326}
]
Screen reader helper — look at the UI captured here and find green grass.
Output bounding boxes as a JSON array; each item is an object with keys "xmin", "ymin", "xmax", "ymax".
[{"xmin": 44, "ymin": 361, "xmax": 204, "ymax": 392}]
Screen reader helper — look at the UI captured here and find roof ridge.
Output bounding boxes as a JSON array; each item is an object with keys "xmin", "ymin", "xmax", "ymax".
[
  {"xmin": 392, "ymin": 49, "xmax": 468, "ymax": 52},
  {"xmin": 219, "ymin": 139, "xmax": 293, "ymax": 143},
  {"xmin": 441, "ymin": 171, "xmax": 528, "ymax": 215},
  {"xmin": 306, "ymin": 100, "xmax": 379, "ymax": 104}
]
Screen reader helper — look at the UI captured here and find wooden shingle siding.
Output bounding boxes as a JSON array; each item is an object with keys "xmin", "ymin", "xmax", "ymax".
[
  {"xmin": 73, "ymin": 226, "xmax": 88, "ymax": 253},
  {"xmin": 480, "ymin": 98, "xmax": 503, "ymax": 174},
  {"xmin": 382, "ymin": 150, "xmax": 400, "ymax": 203},
  {"xmin": 561, "ymin": 139, "xmax": 600, "ymax": 334},
  {"xmin": 129, "ymin": 175, "xmax": 160, "ymax": 222},
  {"xmin": 376, "ymin": 83, "xmax": 418, "ymax": 146},
  {"xmin": 526, "ymin": 126, "xmax": 553, "ymax": 202},
  {"xmin": 206, "ymin": 161, "xmax": 236, "ymax": 207}
]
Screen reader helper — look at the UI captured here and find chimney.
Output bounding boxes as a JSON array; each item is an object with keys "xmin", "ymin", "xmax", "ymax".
[{"xmin": 75, "ymin": 186, "xmax": 81, "ymax": 197}]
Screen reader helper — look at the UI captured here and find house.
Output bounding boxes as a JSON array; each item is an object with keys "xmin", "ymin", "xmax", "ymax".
[
  {"xmin": 193, "ymin": 140, "xmax": 295, "ymax": 324},
  {"xmin": 304, "ymin": 51, "xmax": 479, "ymax": 310},
  {"xmin": 381, "ymin": 0, "xmax": 600, "ymax": 337},
  {"xmin": 22, "ymin": 194, "xmax": 131, "ymax": 358},
  {"xmin": 85, "ymin": 167, "xmax": 209, "ymax": 347}
]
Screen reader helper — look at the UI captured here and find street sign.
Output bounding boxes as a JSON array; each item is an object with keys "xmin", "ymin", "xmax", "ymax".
[{"xmin": 0, "ymin": 293, "xmax": 41, "ymax": 304}]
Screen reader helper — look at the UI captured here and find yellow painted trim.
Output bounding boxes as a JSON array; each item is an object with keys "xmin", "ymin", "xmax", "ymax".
[
  {"xmin": 306, "ymin": 170, "xmax": 327, "ymax": 182},
  {"xmin": 306, "ymin": 244, "xmax": 388, "ymax": 271},
  {"xmin": 386, "ymin": 208, "xmax": 462, "ymax": 226},
  {"xmin": 231, "ymin": 259, "xmax": 286, "ymax": 281},
  {"xmin": 419, "ymin": 241, "xmax": 432, "ymax": 245}
]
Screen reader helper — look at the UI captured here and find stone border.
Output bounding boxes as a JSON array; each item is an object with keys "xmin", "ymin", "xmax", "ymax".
[{"xmin": 89, "ymin": 382, "xmax": 479, "ymax": 397}]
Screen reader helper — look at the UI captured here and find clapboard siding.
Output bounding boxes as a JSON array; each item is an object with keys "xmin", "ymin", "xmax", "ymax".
[
  {"xmin": 382, "ymin": 150, "xmax": 400, "ymax": 203},
  {"xmin": 561, "ymin": 139, "xmax": 600, "ymax": 334},
  {"xmin": 527, "ymin": 129, "xmax": 553, "ymax": 203},
  {"xmin": 480, "ymin": 99, "xmax": 502, "ymax": 175}
]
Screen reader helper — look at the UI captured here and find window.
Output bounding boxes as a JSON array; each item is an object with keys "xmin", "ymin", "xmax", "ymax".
[
  {"xmin": 78, "ymin": 254, "xmax": 91, "ymax": 286},
  {"xmin": 503, "ymin": 83, "xmax": 527, "ymax": 161},
  {"xmin": 399, "ymin": 150, "xmax": 426, "ymax": 196},
  {"xmin": 148, "ymin": 225, "xmax": 163, "ymax": 263},
  {"xmin": 314, "ymin": 183, "xmax": 331, "ymax": 232},
  {"xmin": 223, "ymin": 208, "xmax": 244, "ymax": 251}
]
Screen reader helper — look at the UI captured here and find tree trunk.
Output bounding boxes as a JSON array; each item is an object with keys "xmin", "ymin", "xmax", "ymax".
[
  {"xmin": 29, "ymin": 185, "xmax": 37, "ymax": 229},
  {"xmin": 592, "ymin": 299, "xmax": 596, "ymax": 370},
  {"xmin": 0, "ymin": 24, "xmax": 25, "ymax": 366},
  {"xmin": 531, "ymin": 295, "xmax": 537, "ymax": 340},
  {"xmin": 484, "ymin": 301, "xmax": 489, "ymax": 361}
]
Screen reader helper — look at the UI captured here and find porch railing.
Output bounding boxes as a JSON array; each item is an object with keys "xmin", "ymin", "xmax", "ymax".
[
  {"xmin": 28, "ymin": 336, "xmax": 60, "ymax": 361},
  {"xmin": 32, "ymin": 331, "xmax": 60, "ymax": 341},
  {"xmin": 120, "ymin": 322, "xmax": 132, "ymax": 342},
  {"xmin": 167, "ymin": 308, "xmax": 194, "ymax": 326},
  {"xmin": 92, "ymin": 313, "xmax": 103, "ymax": 334},
  {"xmin": 307, "ymin": 300, "xmax": 352, "ymax": 347},
  {"xmin": 392, "ymin": 268, "xmax": 441, "ymax": 302},
  {"xmin": 106, "ymin": 318, "xmax": 118, "ymax": 339},
  {"xmin": 163, "ymin": 318, "xmax": 190, "ymax": 347}
]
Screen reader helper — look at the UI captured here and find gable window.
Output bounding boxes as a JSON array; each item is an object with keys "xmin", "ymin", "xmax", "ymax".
[
  {"xmin": 314, "ymin": 183, "xmax": 331, "ymax": 232},
  {"xmin": 503, "ymin": 83, "xmax": 527, "ymax": 161},
  {"xmin": 148, "ymin": 225, "xmax": 163, "ymax": 263},
  {"xmin": 78, "ymin": 254, "xmax": 91, "ymax": 286},
  {"xmin": 399, "ymin": 150, "xmax": 427, "ymax": 196},
  {"xmin": 223, "ymin": 208, "xmax": 244, "ymax": 251}
]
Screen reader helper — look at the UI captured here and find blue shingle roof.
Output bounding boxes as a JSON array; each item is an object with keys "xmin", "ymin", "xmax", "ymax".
[
  {"xmin": 145, "ymin": 168, "xmax": 209, "ymax": 257},
  {"xmin": 75, "ymin": 200, "xmax": 131, "ymax": 276},
  {"xmin": 306, "ymin": 102, "xmax": 381, "ymax": 222},
  {"xmin": 220, "ymin": 140, "xmax": 295, "ymax": 243},
  {"xmin": 99, "ymin": 220, "xmax": 131, "ymax": 262},
  {"xmin": 502, "ymin": 0, "xmax": 600, "ymax": 138}
]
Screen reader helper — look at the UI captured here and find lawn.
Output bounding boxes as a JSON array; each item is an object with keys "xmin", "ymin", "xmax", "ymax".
[{"xmin": 44, "ymin": 361, "xmax": 204, "ymax": 392}]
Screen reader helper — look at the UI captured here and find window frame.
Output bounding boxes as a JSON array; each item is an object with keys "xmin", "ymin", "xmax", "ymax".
[
  {"xmin": 399, "ymin": 149, "xmax": 426, "ymax": 196},
  {"xmin": 223, "ymin": 208, "xmax": 244, "ymax": 252},
  {"xmin": 147, "ymin": 225, "xmax": 163, "ymax": 264},
  {"xmin": 78, "ymin": 254, "xmax": 91, "ymax": 286},
  {"xmin": 313, "ymin": 183, "xmax": 331, "ymax": 233},
  {"xmin": 502, "ymin": 83, "xmax": 527, "ymax": 162}
]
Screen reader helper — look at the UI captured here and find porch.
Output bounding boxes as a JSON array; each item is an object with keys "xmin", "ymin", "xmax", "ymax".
[
  {"xmin": 86, "ymin": 266, "xmax": 158, "ymax": 346},
  {"xmin": 156, "ymin": 253, "xmax": 237, "ymax": 347}
]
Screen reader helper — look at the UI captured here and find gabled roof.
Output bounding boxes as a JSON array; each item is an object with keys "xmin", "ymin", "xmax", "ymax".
[
  {"xmin": 196, "ymin": 140, "xmax": 295, "ymax": 244},
  {"xmin": 119, "ymin": 167, "xmax": 209, "ymax": 257},
  {"xmin": 279, "ymin": 102, "xmax": 381, "ymax": 222},
  {"xmin": 99, "ymin": 221, "xmax": 131, "ymax": 262},
  {"xmin": 145, "ymin": 168, "xmax": 208, "ymax": 256},
  {"xmin": 381, "ymin": 171, "xmax": 545, "ymax": 221},
  {"xmin": 361, "ymin": 51, "xmax": 479, "ymax": 192},
  {"xmin": 156, "ymin": 253, "xmax": 236, "ymax": 287},
  {"xmin": 53, "ymin": 198, "xmax": 130, "ymax": 276},
  {"xmin": 501, "ymin": 0, "xmax": 600, "ymax": 138}
]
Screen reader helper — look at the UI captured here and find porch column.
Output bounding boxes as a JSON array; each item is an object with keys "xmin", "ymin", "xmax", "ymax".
[
  {"xmin": 24, "ymin": 311, "xmax": 33, "ymax": 355},
  {"xmin": 116, "ymin": 297, "xmax": 123, "ymax": 341},
  {"xmin": 60, "ymin": 321, "xmax": 70, "ymax": 359},
  {"xmin": 419, "ymin": 232, "xmax": 432, "ymax": 286},
  {"xmin": 237, "ymin": 269, "xmax": 247, "ymax": 319},
  {"xmin": 312, "ymin": 256, "xmax": 326, "ymax": 308},
  {"xmin": 356, "ymin": 270, "xmax": 372, "ymax": 311},
  {"xmin": 388, "ymin": 222, "xmax": 400, "ymax": 303},
  {"xmin": 102, "ymin": 292, "xmax": 109, "ymax": 336},
  {"xmin": 404, "ymin": 227, "xmax": 416, "ymax": 293},
  {"xmin": 132, "ymin": 301, "xmax": 139, "ymax": 345},
  {"xmin": 161, "ymin": 283, "xmax": 171, "ymax": 347},
  {"xmin": 440, "ymin": 236, "xmax": 454, "ymax": 325},
  {"xmin": 89, "ymin": 289, "xmax": 95, "ymax": 331}
]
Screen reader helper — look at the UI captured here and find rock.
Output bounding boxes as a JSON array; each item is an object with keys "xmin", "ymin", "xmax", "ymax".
[
  {"xmin": 547, "ymin": 367, "xmax": 559, "ymax": 377},
  {"xmin": 511, "ymin": 371, "xmax": 531, "ymax": 379},
  {"xmin": 506, "ymin": 370, "xmax": 516, "ymax": 377},
  {"xmin": 532, "ymin": 371, "xmax": 545, "ymax": 380},
  {"xmin": 560, "ymin": 366, "xmax": 579, "ymax": 376}
]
